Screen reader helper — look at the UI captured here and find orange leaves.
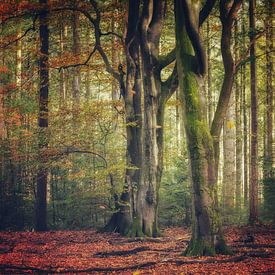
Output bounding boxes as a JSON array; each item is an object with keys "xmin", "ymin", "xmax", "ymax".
[
  {"xmin": 0, "ymin": 227, "xmax": 274, "ymax": 274},
  {"xmin": 0, "ymin": 65, "xmax": 9, "ymax": 74}
]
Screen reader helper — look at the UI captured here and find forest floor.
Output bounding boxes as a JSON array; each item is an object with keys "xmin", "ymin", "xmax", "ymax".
[{"xmin": 0, "ymin": 225, "xmax": 274, "ymax": 274}]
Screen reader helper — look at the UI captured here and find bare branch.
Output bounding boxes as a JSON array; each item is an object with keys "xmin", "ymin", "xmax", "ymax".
[
  {"xmin": 0, "ymin": 16, "xmax": 37, "ymax": 49},
  {"xmin": 199, "ymin": 0, "xmax": 216, "ymax": 27},
  {"xmin": 56, "ymin": 45, "xmax": 97, "ymax": 71},
  {"xmin": 159, "ymin": 48, "xmax": 176, "ymax": 70},
  {"xmin": 161, "ymin": 63, "xmax": 178, "ymax": 102},
  {"xmin": 235, "ymin": 29, "xmax": 266, "ymax": 69}
]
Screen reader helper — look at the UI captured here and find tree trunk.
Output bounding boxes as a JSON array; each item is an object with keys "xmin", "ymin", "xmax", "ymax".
[
  {"xmin": 175, "ymin": 0, "xmax": 228, "ymax": 256},
  {"xmin": 59, "ymin": 18, "xmax": 66, "ymax": 108},
  {"xmin": 263, "ymin": 0, "xmax": 274, "ymax": 223},
  {"xmin": 72, "ymin": 11, "xmax": 81, "ymax": 129},
  {"xmin": 248, "ymin": 0, "xmax": 258, "ymax": 225},
  {"xmin": 175, "ymin": 0, "xmax": 241, "ymax": 255},
  {"xmin": 103, "ymin": 0, "xmax": 143, "ymax": 236},
  {"xmin": 222, "ymin": 94, "xmax": 235, "ymax": 217},
  {"xmin": 36, "ymin": 0, "xmax": 49, "ymax": 232},
  {"xmin": 235, "ymin": 21, "xmax": 242, "ymax": 211},
  {"xmin": 206, "ymin": 19, "xmax": 213, "ymax": 126},
  {"xmin": 104, "ymin": 0, "xmax": 175, "ymax": 237},
  {"xmin": 240, "ymin": 2, "xmax": 248, "ymax": 207}
]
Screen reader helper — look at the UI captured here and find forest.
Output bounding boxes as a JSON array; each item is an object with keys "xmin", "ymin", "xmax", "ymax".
[{"xmin": 0, "ymin": 0, "xmax": 274, "ymax": 274}]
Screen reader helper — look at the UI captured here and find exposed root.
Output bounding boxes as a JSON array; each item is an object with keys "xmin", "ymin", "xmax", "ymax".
[{"xmin": 95, "ymin": 246, "xmax": 150, "ymax": 257}]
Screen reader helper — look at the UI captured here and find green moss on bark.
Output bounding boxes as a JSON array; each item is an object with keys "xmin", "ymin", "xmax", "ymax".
[
  {"xmin": 126, "ymin": 215, "xmax": 144, "ymax": 237},
  {"xmin": 184, "ymin": 238, "xmax": 215, "ymax": 256}
]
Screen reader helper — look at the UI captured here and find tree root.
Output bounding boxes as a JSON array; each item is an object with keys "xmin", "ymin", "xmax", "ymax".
[{"xmin": 95, "ymin": 246, "xmax": 150, "ymax": 257}]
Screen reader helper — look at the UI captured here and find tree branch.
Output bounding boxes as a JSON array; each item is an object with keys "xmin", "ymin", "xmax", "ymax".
[
  {"xmin": 57, "ymin": 45, "xmax": 97, "ymax": 71},
  {"xmin": 0, "ymin": 16, "xmax": 37, "ymax": 49},
  {"xmin": 159, "ymin": 48, "xmax": 176, "ymax": 70},
  {"xmin": 235, "ymin": 29, "xmax": 266, "ymax": 69},
  {"xmin": 199, "ymin": 0, "xmax": 216, "ymax": 27},
  {"xmin": 161, "ymin": 63, "xmax": 178, "ymax": 101},
  {"xmin": 182, "ymin": 0, "xmax": 206, "ymax": 75}
]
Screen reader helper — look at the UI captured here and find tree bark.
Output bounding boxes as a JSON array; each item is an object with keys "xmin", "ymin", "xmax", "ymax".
[
  {"xmin": 235, "ymin": 20, "xmax": 242, "ymax": 211},
  {"xmin": 248, "ymin": 0, "xmax": 258, "ymax": 225},
  {"xmin": 103, "ymin": 0, "xmax": 143, "ymax": 236},
  {"xmin": 241, "ymin": 2, "xmax": 248, "ymax": 206},
  {"xmin": 222, "ymin": 93, "xmax": 236, "ymax": 216},
  {"xmin": 36, "ymin": 0, "xmax": 49, "ymax": 232},
  {"xmin": 72, "ymin": 11, "xmax": 81, "ymax": 129},
  {"xmin": 206, "ymin": 19, "xmax": 213, "ymax": 126},
  {"xmin": 263, "ymin": 0, "xmax": 274, "ymax": 223},
  {"xmin": 104, "ymin": 0, "xmax": 176, "ymax": 237},
  {"xmin": 175, "ymin": 0, "xmax": 228, "ymax": 256},
  {"xmin": 175, "ymin": 0, "xmax": 241, "ymax": 255}
]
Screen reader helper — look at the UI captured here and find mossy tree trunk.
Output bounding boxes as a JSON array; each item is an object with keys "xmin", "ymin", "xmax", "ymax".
[{"xmin": 174, "ymin": 0, "xmax": 241, "ymax": 256}]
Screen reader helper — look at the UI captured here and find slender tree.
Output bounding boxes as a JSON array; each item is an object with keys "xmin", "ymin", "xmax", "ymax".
[
  {"xmin": 263, "ymin": 0, "xmax": 274, "ymax": 222},
  {"xmin": 36, "ymin": 0, "xmax": 49, "ymax": 231},
  {"xmin": 248, "ymin": 0, "xmax": 258, "ymax": 225},
  {"xmin": 235, "ymin": 20, "xmax": 242, "ymax": 211},
  {"xmin": 72, "ymin": 11, "xmax": 81, "ymax": 128}
]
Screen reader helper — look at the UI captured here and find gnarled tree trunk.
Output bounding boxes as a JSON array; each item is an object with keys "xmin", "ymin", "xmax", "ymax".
[{"xmin": 175, "ymin": 0, "xmax": 241, "ymax": 255}]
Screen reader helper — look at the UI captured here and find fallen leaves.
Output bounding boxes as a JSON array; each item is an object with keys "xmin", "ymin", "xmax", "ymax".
[{"xmin": 0, "ymin": 226, "xmax": 274, "ymax": 274}]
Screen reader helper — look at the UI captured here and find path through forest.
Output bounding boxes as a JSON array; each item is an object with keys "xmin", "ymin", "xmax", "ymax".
[{"xmin": 0, "ymin": 226, "xmax": 274, "ymax": 274}]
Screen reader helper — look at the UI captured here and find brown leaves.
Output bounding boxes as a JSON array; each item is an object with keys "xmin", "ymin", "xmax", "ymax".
[{"xmin": 0, "ymin": 226, "xmax": 274, "ymax": 274}]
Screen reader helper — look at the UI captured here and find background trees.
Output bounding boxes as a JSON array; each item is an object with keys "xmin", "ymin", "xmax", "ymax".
[{"xmin": 0, "ymin": 0, "xmax": 273, "ymax": 255}]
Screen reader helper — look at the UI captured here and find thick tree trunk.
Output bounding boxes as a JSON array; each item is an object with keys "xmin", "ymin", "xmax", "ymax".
[
  {"xmin": 248, "ymin": 0, "xmax": 258, "ymax": 225},
  {"xmin": 138, "ymin": 60, "xmax": 161, "ymax": 237},
  {"xmin": 103, "ymin": 1, "xmax": 143, "ymax": 236},
  {"xmin": 36, "ymin": 0, "xmax": 49, "ymax": 232},
  {"xmin": 105, "ymin": 0, "xmax": 174, "ymax": 237},
  {"xmin": 175, "ymin": 0, "xmax": 227, "ymax": 256}
]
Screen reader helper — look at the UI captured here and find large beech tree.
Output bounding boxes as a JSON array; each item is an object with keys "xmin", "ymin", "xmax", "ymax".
[
  {"xmin": 174, "ymin": 0, "xmax": 241, "ymax": 255},
  {"xmin": 105, "ymin": 0, "xmax": 177, "ymax": 237}
]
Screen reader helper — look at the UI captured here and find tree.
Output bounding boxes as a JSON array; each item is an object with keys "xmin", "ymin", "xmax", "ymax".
[
  {"xmin": 248, "ymin": 0, "xmax": 258, "ymax": 225},
  {"xmin": 263, "ymin": 0, "xmax": 274, "ymax": 223},
  {"xmin": 235, "ymin": 20, "xmax": 242, "ymax": 212},
  {"xmin": 174, "ymin": 0, "xmax": 241, "ymax": 255},
  {"xmin": 105, "ymin": 0, "xmax": 177, "ymax": 237},
  {"xmin": 36, "ymin": 0, "xmax": 49, "ymax": 231}
]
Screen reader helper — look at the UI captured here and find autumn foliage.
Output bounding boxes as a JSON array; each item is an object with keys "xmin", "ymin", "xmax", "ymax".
[{"xmin": 0, "ymin": 226, "xmax": 274, "ymax": 274}]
